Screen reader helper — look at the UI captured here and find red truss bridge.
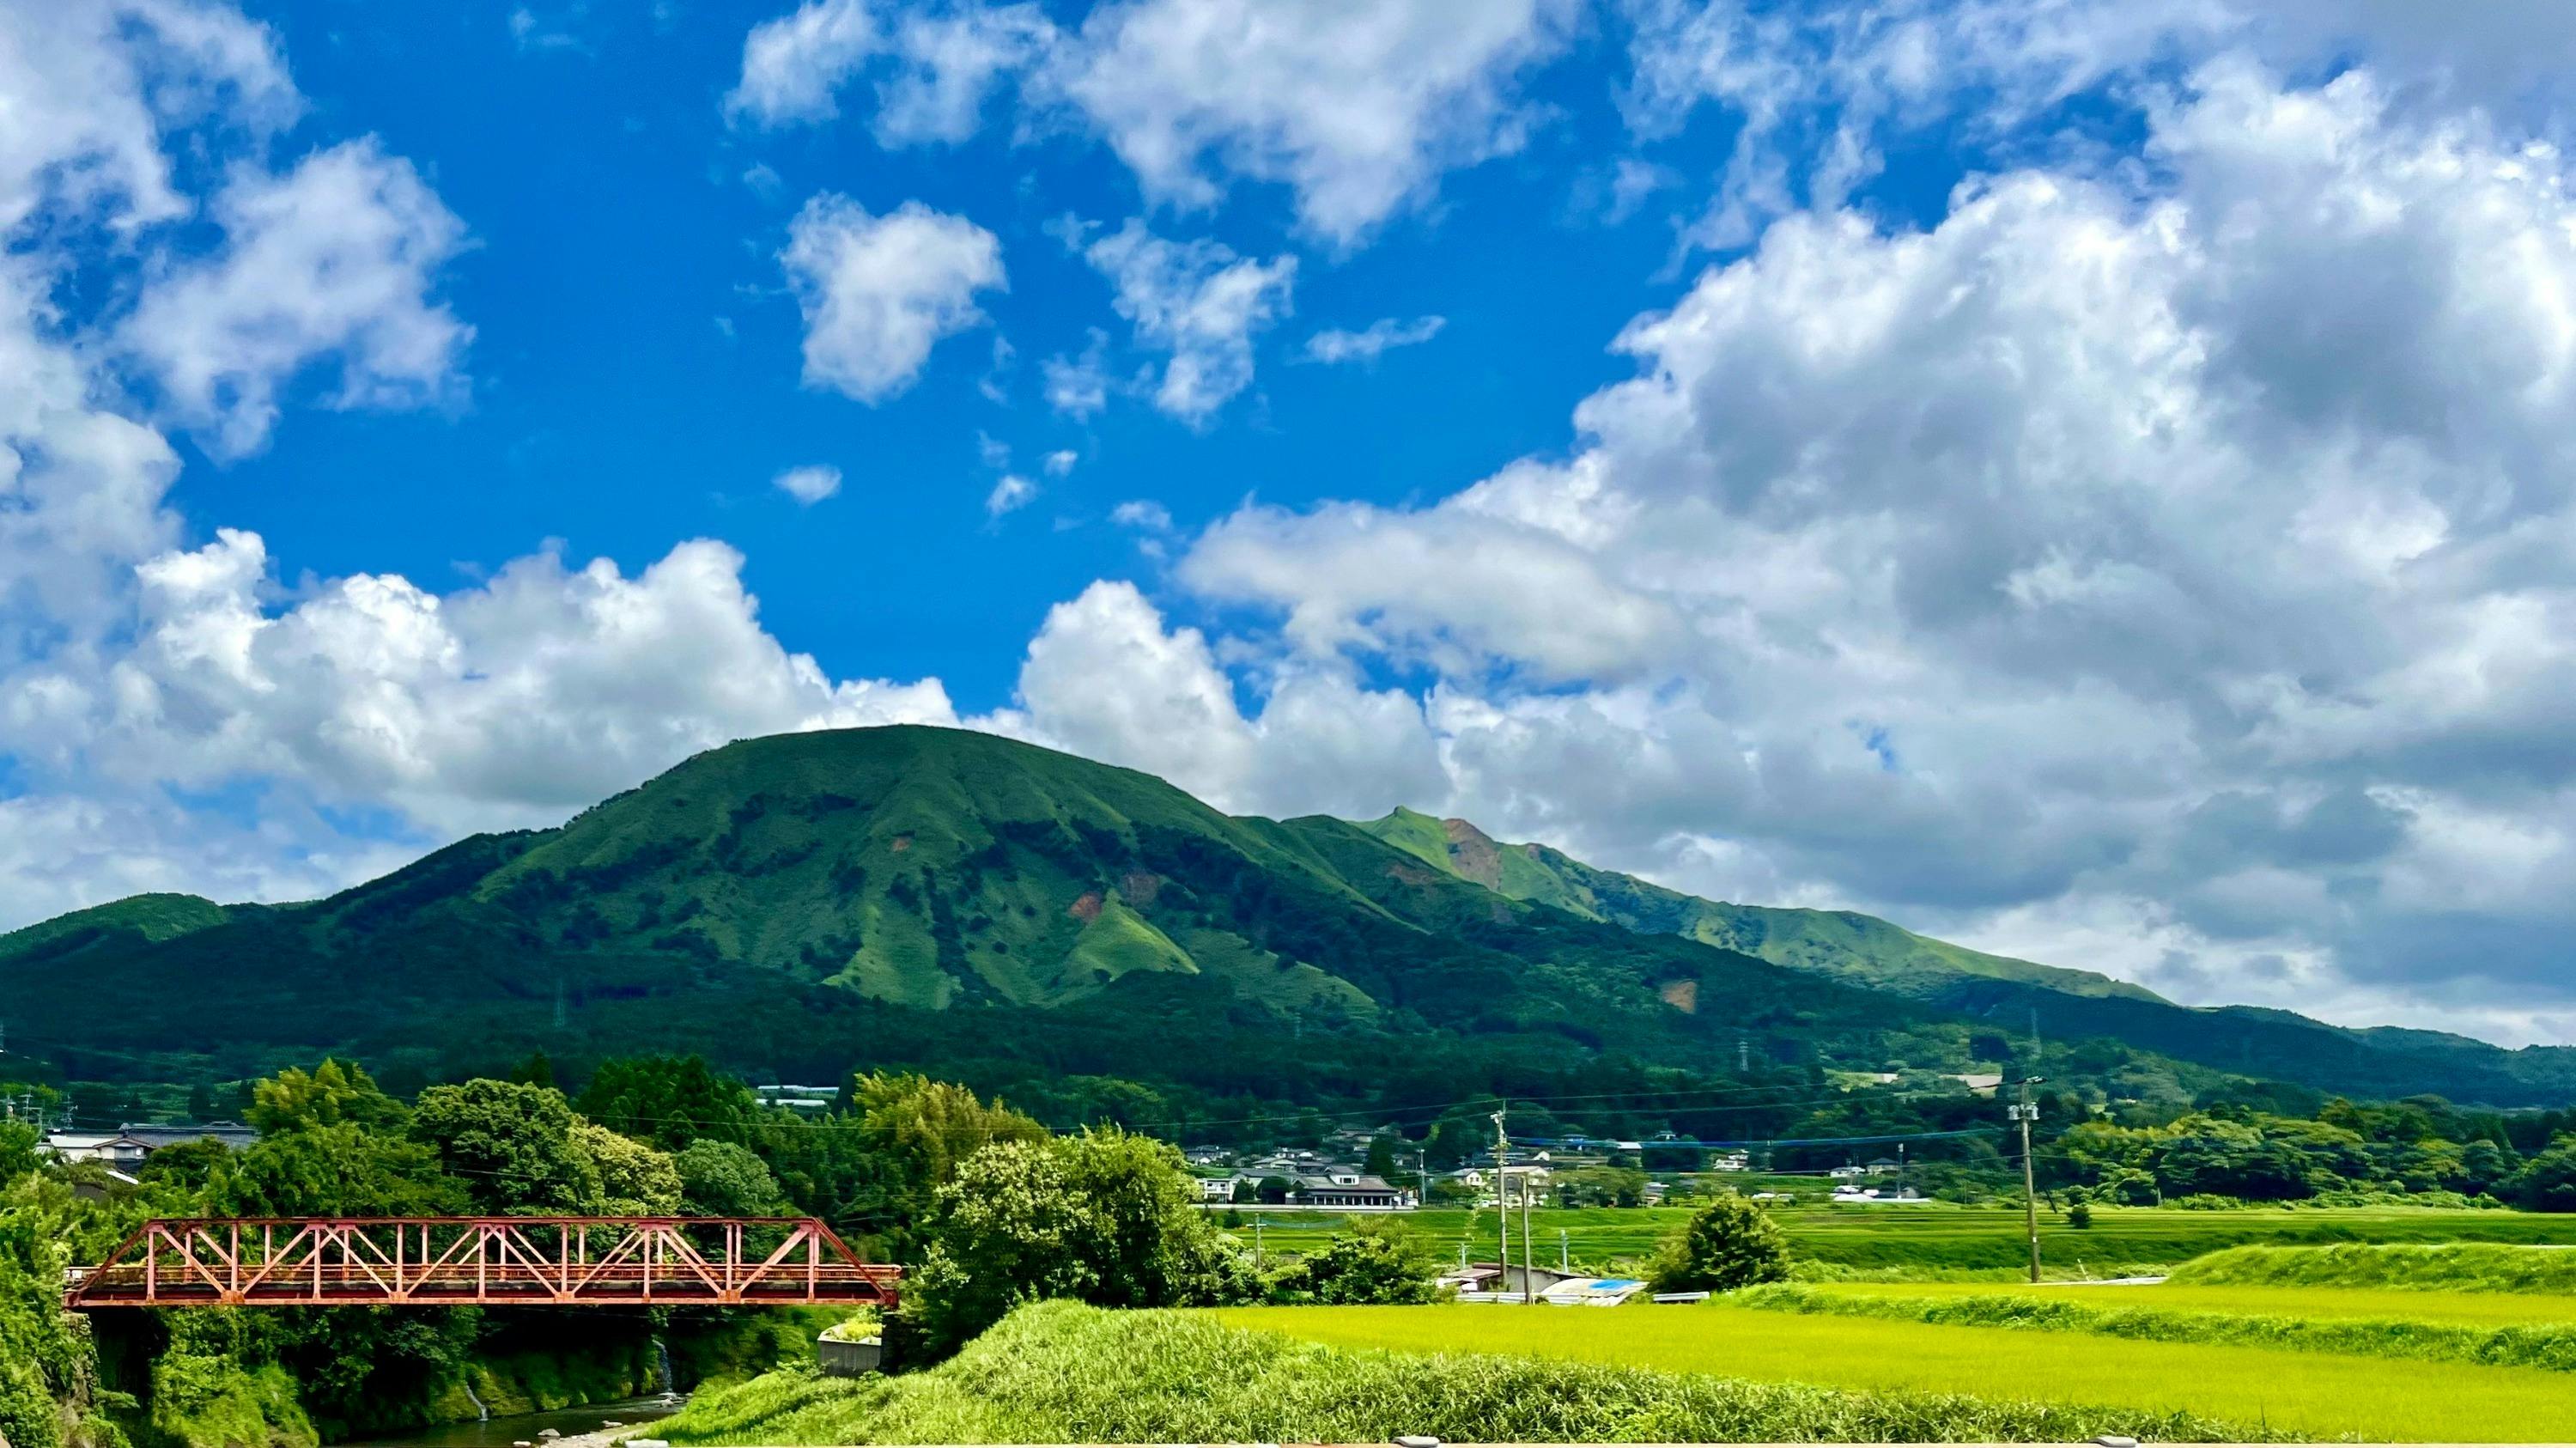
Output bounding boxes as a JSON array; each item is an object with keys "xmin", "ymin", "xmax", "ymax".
[{"xmin": 64, "ymin": 1218, "xmax": 901, "ymax": 1310}]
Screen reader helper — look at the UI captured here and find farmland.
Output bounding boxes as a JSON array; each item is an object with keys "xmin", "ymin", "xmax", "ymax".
[
  {"xmin": 1241, "ymin": 1201, "xmax": 2576, "ymax": 1274},
  {"xmin": 1212, "ymin": 1297, "xmax": 2576, "ymax": 1442}
]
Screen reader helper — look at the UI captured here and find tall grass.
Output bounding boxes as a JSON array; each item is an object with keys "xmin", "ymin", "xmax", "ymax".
[
  {"xmin": 2172, "ymin": 1244, "xmax": 2576, "ymax": 1294},
  {"xmin": 655, "ymin": 1301, "xmax": 2270, "ymax": 1445},
  {"xmin": 1217, "ymin": 1300, "xmax": 2576, "ymax": 1441},
  {"xmin": 1735, "ymin": 1282, "xmax": 2576, "ymax": 1372}
]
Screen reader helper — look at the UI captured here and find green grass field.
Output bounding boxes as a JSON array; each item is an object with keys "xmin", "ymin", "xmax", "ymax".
[
  {"xmin": 1242, "ymin": 1202, "xmax": 2576, "ymax": 1274},
  {"xmin": 1213, "ymin": 1300, "xmax": 2576, "ymax": 1441},
  {"xmin": 1732, "ymin": 1281, "xmax": 2576, "ymax": 1373},
  {"xmin": 662, "ymin": 1302, "xmax": 2269, "ymax": 1445},
  {"xmin": 1783, "ymin": 1278, "xmax": 2576, "ymax": 1325}
]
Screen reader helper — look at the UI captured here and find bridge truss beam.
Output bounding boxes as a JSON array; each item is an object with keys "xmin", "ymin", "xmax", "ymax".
[{"xmin": 65, "ymin": 1217, "xmax": 900, "ymax": 1310}]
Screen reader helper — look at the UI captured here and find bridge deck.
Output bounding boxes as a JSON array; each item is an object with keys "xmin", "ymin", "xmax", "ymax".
[{"xmin": 66, "ymin": 1217, "xmax": 900, "ymax": 1309}]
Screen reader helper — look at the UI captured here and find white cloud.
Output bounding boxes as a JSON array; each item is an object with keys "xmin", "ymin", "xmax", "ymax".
[
  {"xmin": 1042, "ymin": 448, "xmax": 1078, "ymax": 477},
  {"xmin": 985, "ymin": 473, "xmax": 1036, "ymax": 517},
  {"xmin": 1042, "ymin": 327, "xmax": 1113, "ymax": 418},
  {"xmin": 727, "ymin": 0, "xmax": 1050, "ymax": 143},
  {"xmin": 1051, "ymin": 0, "xmax": 1579, "ymax": 243},
  {"xmin": 728, "ymin": 0, "xmax": 878, "ymax": 125},
  {"xmin": 725, "ymin": 0, "xmax": 1577, "ymax": 244},
  {"xmin": 774, "ymin": 463, "xmax": 842, "ymax": 503},
  {"xmin": 1109, "ymin": 499, "xmax": 1170, "ymax": 531},
  {"xmin": 1303, "ymin": 314, "xmax": 1445, "ymax": 364},
  {"xmin": 118, "ymin": 139, "xmax": 472, "ymax": 457},
  {"xmin": 0, "ymin": 0, "xmax": 297, "ymax": 234},
  {"xmin": 1076, "ymin": 218, "xmax": 1294, "ymax": 423},
  {"xmin": 781, "ymin": 192, "xmax": 1005, "ymax": 403},
  {"xmin": 1156, "ymin": 58, "xmax": 2576, "ymax": 1036}
]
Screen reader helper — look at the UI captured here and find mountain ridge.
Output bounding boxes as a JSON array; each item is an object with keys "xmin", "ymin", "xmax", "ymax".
[{"xmin": 3, "ymin": 725, "xmax": 2570, "ymax": 1105}]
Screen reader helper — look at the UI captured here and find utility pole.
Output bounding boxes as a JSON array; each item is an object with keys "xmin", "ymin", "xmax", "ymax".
[
  {"xmin": 2011, "ymin": 1076, "xmax": 2046, "ymax": 1284},
  {"xmin": 1491, "ymin": 1108, "xmax": 1510, "ymax": 1292},
  {"xmin": 1520, "ymin": 1162, "xmax": 1536, "ymax": 1304},
  {"xmin": 1254, "ymin": 1214, "xmax": 1264, "ymax": 1272},
  {"xmin": 1559, "ymin": 1228, "xmax": 1570, "ymax": 1273}
]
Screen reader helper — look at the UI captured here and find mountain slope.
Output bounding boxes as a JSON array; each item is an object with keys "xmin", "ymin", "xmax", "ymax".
[
  {"xmin": 1352, "ymin": 808, "xmax": 2576, "ymax": 1104},
  {"xmin": 0, "ymin": 727, "xmax": 1964, "ymax": 1092},
  {"xmin": 1358, "ymin": 808, "xmax": 2158, "ymax": 1003},
  {"xmin": 4, "ymin": 727, "xmax": 2571, "ymax": 1106}
]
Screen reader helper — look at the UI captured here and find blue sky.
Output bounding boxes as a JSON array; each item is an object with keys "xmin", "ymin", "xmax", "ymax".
[
  {"xmin": 9, "ymin": 0, "xmax": 2576, "ymax": 1045},
  {"xmin": 208, "ymin": 0, "xmax": 1701, "ymax": 702}
]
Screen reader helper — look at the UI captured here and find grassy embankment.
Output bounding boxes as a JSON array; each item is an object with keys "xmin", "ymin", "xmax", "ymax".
[
  {"xmin": 658, "ymin": 1300, "xmax": 2265, "ymax": 1445},
  {"xmin": 2169, "ymin": 1242, "xmax": 2576, "ymax": 1293},
  {"xmin": 1212, "ymin": 1299, "xmax": 2576, "ymax": 1442},
  {"xmin": 1247, "ymin": 1202, "xmax": 2576, "ymax": 1275},
  {"xmin": 1734, "ymin": 1281, "xmax": 2576, "ymax": 1372}
]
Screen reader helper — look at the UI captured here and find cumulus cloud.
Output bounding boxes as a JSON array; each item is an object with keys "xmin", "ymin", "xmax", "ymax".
[
  {"xmin": 1075, "ymin": 218, "xmax": 1294, "ymax": 424},
  {"xmin": 781, "ymin": 192, "xmax": 1005, "ymax": 403},
  {"xmin": 118, "ymin": 138, "xmax": 473, "ymax": 456},
  {"xmin": 1155, "ymin": 59, "xmax": 2576, "ymax": 1041},
  {"xmin": 1304, "ymin": 314, "xmax": 1446, "ymax": 364},
  {"xmin": 726, "ymin": 0, "xmax": 1576, "ymax": 244},
  {"xmin": 774, "ymin": 463, "xmax": 842, "ymax": 503}
]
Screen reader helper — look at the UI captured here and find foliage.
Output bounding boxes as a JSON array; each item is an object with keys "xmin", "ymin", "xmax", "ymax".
[
  {"xmin": 573, "ymin": 1119, "xmax": 682, "ymax": 1215},
  {"xmin": 656, "ymin": 1301, "xmax": 2270, "ymax": 1446},
  {"xmin": 677, "ymin": 1140, "xmax": 792, "ymax": 1217},
  {"xmin": 908, "ymin": 1129, "xmax": 1256, "ymax": 1354},
  {"xmin": 575, "ymin": 1056, "xmax": 759, "ymax": 1153},
  {"xmin": 2171, "ymin": 1242, "xmax": 2576, "ymax": 1294},
  {"xmin": 1648, "ymin": 1192, "xmax": 1791, "ymax": 1292},
  {"xmin": 1735, "ymin": 1281, "xmax": 2576, "ymax": 1372},
  {"xmin": 1269, "ymin": 1223, "xmax": 1437, "ymax": 1305},
  {"xmin": 838, "ymin": 1073, "xmax": 1045, "ymax": 1259},
  {"xmin": 412, "ymin": 1080, "xmax": 602, "ymax": 1214},
  {"xmin": 249, "ymin": 1060, "xmax": 408, "ymax": 1136}
]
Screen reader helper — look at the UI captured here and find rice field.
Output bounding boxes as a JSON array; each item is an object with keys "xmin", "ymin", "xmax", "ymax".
[
  {"xmin": 1211, "ymin": 1299, "xmax": 2576, "ymax": 1441},
  {"xmin": 1242, "ymin": 1202, "xmax": 2576, "ymax": 1274}
]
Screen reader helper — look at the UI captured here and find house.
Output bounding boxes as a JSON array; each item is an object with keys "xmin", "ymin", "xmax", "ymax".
[
  {"xmin": 1182, "ymin": 1145, "xmax": 1231, "ymax": 1165},
  {"xmin": 752, "ymin": 1085, "xmax": 838, "ymax": 1115},
  {"xmin": 45, "ymin": 1123, "xmax": 257, "ymax": 1169},
  {"xmin": 1949, "ymin": 1073, "xmax": 2005, "ymax": 1095},
  {"xmin": 1826, "ymin": 1165, "xmax": 1867, "ymax": 1180},
  {"xmin": 1832, "ymin": 1184, "xmax": 1931, "ymax": 1206},
  {"xmin": 1194, "ymin": 1175, "xmax": 1239, "ymax": 1203},
  {"xmin": 1866, "ymin": 1157, "xmax": 1902, "ymax": 1176},
  {"xmin": 1708, "ymin": 1149, "xmax": 1752, "ymax": 1172},
  {"xmin": 1287, "ymin": 1172, "xmax": 1411, "ymax": 1211}
]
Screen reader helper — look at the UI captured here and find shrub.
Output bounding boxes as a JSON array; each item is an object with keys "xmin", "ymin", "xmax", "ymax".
[
  {"xmin": 1646, "ymin": 1191, "xmax": 1789, "ymax": 1293},
  {"xmin": 1272, "ymin": 1226, "xmax": 1437, "ymax": 1305}
]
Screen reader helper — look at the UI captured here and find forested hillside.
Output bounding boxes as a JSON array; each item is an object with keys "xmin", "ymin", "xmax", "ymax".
[{"xmin": 3, "ymin": 726, "xmax": 2570, "ymax": 1106}]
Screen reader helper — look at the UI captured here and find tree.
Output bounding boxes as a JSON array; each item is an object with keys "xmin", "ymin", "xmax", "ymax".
[
  {"xmin": 1646, "ymin": 1192, "xmax": 1790, "ymax": 1293},
  {"xmin": 677, "ymin": 1140, "xmax": 791, "ymax": 1217},
  {"xmin": 2506, "ymin": 1140, "xmax": 2576, "ymax": 1212},
  {"xmin": 840, "ymin": 1073, "xmax": 1046, "ymax": 1259},
  {"xmin": 0, "ymin": 1121, "xmax": 36, "ymax": 1184},
  {"xmin": 909, "ymin": 1129, "xmax": 1255, "ymax": 1354},
  {"xmin": 248, "ymin": 1060, "xmax": 406, "ymax": 1136},
  {"xmin": 411, "ymin": 1080, "xmax": 600, "ymax": 1214},
  {"xmin": 1275, "ymin": 1224, "xmax": 1436, "ymax": 1305},
  {"xmin": 1363, "ymin": 1134, "xmax": 1400, "ymax": 1179},
  {"xmin": 573, "ymin": 1120, "xmax": 681, "ymax": 1215},
  {"xmin": 575, "ymin": 1056, "xmax": 758, "ymax": 1153}
]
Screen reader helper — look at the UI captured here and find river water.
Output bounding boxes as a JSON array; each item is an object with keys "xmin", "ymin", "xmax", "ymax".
[{"xmin": 335, "ymin": 1397, "xmax": 680, "ymax": 1448}]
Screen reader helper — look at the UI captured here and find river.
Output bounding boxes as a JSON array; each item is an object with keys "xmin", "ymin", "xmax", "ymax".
[{"xmin": 335, "ymin": 1397, "xmax": 681, "ymax": 1448}]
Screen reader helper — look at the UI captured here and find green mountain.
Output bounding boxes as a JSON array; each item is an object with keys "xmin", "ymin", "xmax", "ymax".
[
  {"xmin": 3, "ymin": 726, "xmax": 2571, "ymax": 1107},
  {"xmin": 1358, "ymin": 807, "xmax": 2160, "ymax": 1003},
  {"xmin": 0, "ymin": 727, "xmax": 1984, "ymax": 1098},
  {"xmin": 1353, "ymin": 807, "xmax": 2576, "ymax": 1105}
]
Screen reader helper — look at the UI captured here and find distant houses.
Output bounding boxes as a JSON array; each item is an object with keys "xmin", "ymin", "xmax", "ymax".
[{"xmin": 41, "ymin": 1122, "xmax": 258, "ymax": 1170}]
